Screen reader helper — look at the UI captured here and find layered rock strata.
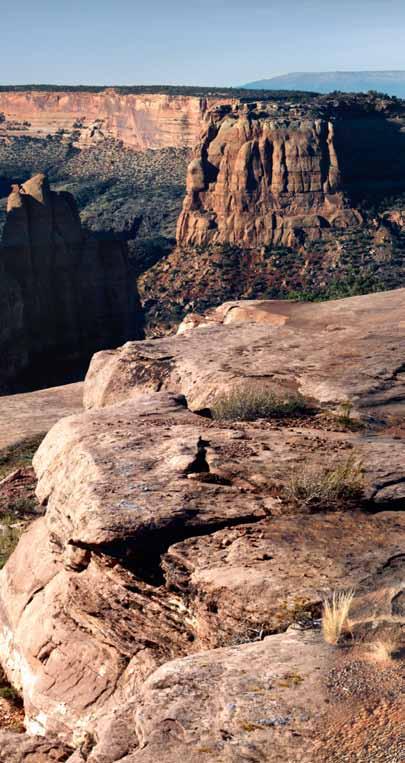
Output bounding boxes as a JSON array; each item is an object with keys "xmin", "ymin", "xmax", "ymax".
[
  {"xmin": 176, "ymin": 101, "xmax": 405, "ymax": 248},
  {"xmin": 0, "ymin": 174, "xmax": 141, "ymax": 390},
  {"xmin": 0, "ymin": 91, "xmax": 232, "ymax": 150}
]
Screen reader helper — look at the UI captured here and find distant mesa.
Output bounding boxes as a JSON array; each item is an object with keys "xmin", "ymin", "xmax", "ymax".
[
  {"xmin": 243, "ymin": 70, "xmax": 405, "ymax": 98},
  {"xmin": 0, "ymin": 89, "xmax": 234, "ymax": 150}
]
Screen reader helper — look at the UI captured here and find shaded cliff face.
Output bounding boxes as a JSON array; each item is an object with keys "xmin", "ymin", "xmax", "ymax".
[
  {"xmin": 0, "ymin": 174, "xmax": 142, "ymax": 391},
  {"xmin": 177, "ymin": 101, "xmax": 405, "ymax": 249},
  {"xmin": 0, "ymin": 90, "xmax": 231, "ymax": 150}
]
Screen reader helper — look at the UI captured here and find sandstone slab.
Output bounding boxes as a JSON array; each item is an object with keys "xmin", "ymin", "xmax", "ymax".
[
  {"xmin": 84, "ymin": 289, "xmax": 405, "ymax": 421},
  {"xmin": 0, "ymin": 391, "xmax": 403, "ymax": 747},
  {"xmin": 0, "ymin": 290, "xmax": 404, "ymax": 760}
]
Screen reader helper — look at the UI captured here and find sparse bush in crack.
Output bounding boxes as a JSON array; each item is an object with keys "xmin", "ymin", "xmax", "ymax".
[
  {"xmin": 285, "ymin": 454, "xmax": 364, "ymax": 509},
  {"xmin": 210, "ymin": 386, "xmax": 312, "ymax": 422},
  {"xmin": 0, "ymin": 433, "xmax": 45, "ymax": 480}
]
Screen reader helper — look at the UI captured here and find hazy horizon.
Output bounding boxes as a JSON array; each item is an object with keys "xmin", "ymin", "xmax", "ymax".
[{"xmin": 1, "ymin": 0, "xmax": 405, "ymax": 87}]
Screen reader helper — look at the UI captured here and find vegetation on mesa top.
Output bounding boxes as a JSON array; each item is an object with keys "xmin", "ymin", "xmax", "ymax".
[
  {"xmin": 0, "ymin": 84, "xmax": 319, "ymax": 101},
  {"xmin": 0, "ymin": 84, "xmax": 403, "ymax": 105}
]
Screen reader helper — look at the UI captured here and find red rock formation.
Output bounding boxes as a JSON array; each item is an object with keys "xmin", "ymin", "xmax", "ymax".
[
  {"xmin": 0, "ymin": 174, "xmax": 142, "ymax": 390},
  {"xmin": 0, "ymin": 90, "xmax": 232, "ymax": 150},
  {"xmin": 177, "ymin": 103, "xmax": 362, "ymax": 248}
]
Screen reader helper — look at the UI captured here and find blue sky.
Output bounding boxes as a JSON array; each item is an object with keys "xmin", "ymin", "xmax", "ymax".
[{"xmin": 1, "ymin": 0, "xmax": 404, "ymax": 86}]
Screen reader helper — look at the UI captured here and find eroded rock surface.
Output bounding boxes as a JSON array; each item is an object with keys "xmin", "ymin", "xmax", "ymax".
[
  {"xmin": 0, "ymin": 383, "xmax": 83, "ymax": 450},
  {"xmin": 177, "ymin": 104, "xmax": 354, "ymax": 249},
  {"xmin": 84, "ymin": 289, "xmax": 405, "ymax": 421},
  {"xmin": 176, "ymin": 99, "xmax": 405, "ymax": 250},
  {"xmin": 0, "ymin": 732, "xmax": 71, "ymax": 762},
  {"xmin": 0, "ymin": 292, "xmax": 404, "ymax": 760},
  {"xmin": 0, "ymin": 173, "xmax": 142, "ymax": 391},
  {"xmin": 0, "ymin": 90, "xmax": 232, "ymax": 150}
]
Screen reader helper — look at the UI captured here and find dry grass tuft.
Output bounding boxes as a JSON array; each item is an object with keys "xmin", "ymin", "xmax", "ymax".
[
  {"xmin": 210, "ymin": 386, "xmax": 311, "ymax": 422},
  {"xmin": 285, "ymin": 454, "xmax": 364, "ymax": 509},
  {"xmin": 322, "ymin": 590, "xmax": 355, "ymax": 645},
  {"xmin": 367, "ymin": 638, "xmax": 399, "ymax": 663}
]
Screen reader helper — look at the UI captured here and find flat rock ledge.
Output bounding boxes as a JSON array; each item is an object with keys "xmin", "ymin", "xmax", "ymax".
[{"xmin": 84, "ymin": 289, "xmax": 405, "ymax": 423}]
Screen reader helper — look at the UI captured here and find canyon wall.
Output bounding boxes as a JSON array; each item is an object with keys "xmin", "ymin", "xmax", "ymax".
[
  {"xmin": 0, "ymin": 173, "xmax": 142, "ymax": 390},
  {"xmin": 176, "ymin": 101, "xmax": 405, "ymax": 249},
  {"xmin": 0, "ymin": 90, "xmax": 232, "ymax": 150}
]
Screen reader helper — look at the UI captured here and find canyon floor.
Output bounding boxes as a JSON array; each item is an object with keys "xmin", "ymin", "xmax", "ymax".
[{"xmin": 0, "ymin": 290, "xmax": 403, "ymax": 762}]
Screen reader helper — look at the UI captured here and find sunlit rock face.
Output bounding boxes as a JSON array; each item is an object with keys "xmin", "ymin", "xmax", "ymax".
[
  {"xmin": 177, "ymin": 99, "xmax": 405, "ymax": 249},
  {"xmin": 0, "ymin": 90, "xmax": 231, "ymax": 149}
]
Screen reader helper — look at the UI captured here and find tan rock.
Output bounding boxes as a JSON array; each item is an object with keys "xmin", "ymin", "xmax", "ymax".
[
  {"xmin": 0, "ymin": 91, "xmax": 233, "ymax": 150},
  {"xmin": 0, "ymin": 288, "xmax": 404, "ymax": 760},
  {"xmin": 0, "ymin": 732, "xmax": 71, "ymax": 762},
  {"xmin": 0, "ymin": 389, "xmax": 403, "ymax": 747},
  {"xmin": 113, "ymin": 628, "xmax": 332, "ymax": 763},
  {"xmin": 84, "ymin": 289, "xmax": 405, "ymax": 422},
  {"xmin": 0, "ymin": 382, "xmax": 83, "ymax": 450},
  {"xmin": 163, "ymin": 511, "xmax": 405, "ymax": 648}
]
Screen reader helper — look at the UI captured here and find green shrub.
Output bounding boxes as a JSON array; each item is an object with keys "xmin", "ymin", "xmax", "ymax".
[
  {"xmin": 210, "ymin": 386, "xmax": 311, "ymax": 422},
  {"xmin": 0, "ymin": 685, "xmax": 20, "ymax": 702}
]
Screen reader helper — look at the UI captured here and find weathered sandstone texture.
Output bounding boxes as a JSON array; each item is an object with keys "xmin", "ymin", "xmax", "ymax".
[
  {"xmin": 0, "ymin": 391, "xmax": 404, "ymax": 759},
  {"xmin": 0, "ymin": 290, "xmax": 404, "ymax": 761},
  {"xmin": 0, "ymin": 174, "xmax": 141, "ymax": 390},
  {"xmin": 176, "ymin": 100, "xmax": 405, "ymax": 248},
  {"xmin": 85, "ymin": 288, "xmax": 405, "ymax": 424},
  {"xmin": 0, "ymin": 91, "xmax": 231, "ymax": 150}
]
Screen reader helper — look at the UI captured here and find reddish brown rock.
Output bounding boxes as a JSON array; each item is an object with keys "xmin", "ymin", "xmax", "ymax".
[
  {"xmin": 0, "ymin": 174, "xmax": 142, "ymax": 390},
  {"xmin": 162, "ymin": 510, "xmax": 405, "ymax": 648},
  {"xmin": 0, "ymin": 289, "xmax": 404, "ymax": 760},
  {"xmin": 0, "ymin": 390, "xmax": 403, "ymax": 748},
  {"xmin": 0, "ymin": 732, "xmax": 71, "ymax": 762},
  {"xmin": 177, "ymin": 103, "xmax": 362, "ymax": 249}
]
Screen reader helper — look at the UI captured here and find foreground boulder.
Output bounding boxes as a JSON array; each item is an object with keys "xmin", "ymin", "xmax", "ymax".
[
  {"xmin": 0, "ymin": 174, "xmax": 142, "ymax": 391},
  {"xmin": 0, "ymin": 293, "xmax": 404, "ymax": 760},
  {"xmin": 0, "ymin": 391, "xmax": 404, "ymax": 754}
]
